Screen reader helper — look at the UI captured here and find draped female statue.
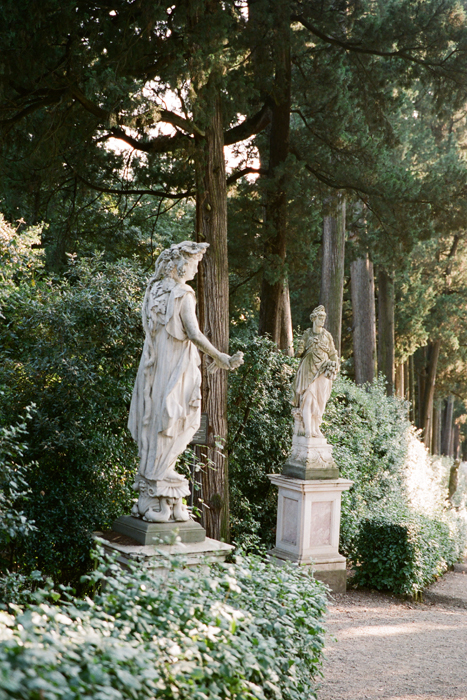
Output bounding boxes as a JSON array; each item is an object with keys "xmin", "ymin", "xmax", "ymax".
[
  {"xmin": 293, "ymin": 305, "xmax": 339, "ymax": 438},
  {"xmin": 128, "ymin": 241, "xmax": 243, "ymax": 523}
]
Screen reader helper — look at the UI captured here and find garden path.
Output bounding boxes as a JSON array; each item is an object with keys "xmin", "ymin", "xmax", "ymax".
[{"xmin": 317, "ymin": 561, "xmax": 467, "ymax": 700}]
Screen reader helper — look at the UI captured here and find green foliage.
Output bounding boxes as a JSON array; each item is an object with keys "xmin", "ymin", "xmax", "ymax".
[
  {"xmin": 351, "ymin": 507, "xmax": 467, "ymax": 596},
  {"xmin": 0, "ymin": 409, "xmax": 36, "ymax": 564},
  {"xmin": 0, "ymin": 549, "xmax": 327, "ymax": 700},
  {"xmin": 228, "ymin": 335, "xmax": 297, "ymax": 551},
  {"xmin": 323, "ymin": 375, "xmax": 411, "ymax": 553},
  {"xmin": 0, "ymin": 247, "xmax": 145, "ymax": 582}
]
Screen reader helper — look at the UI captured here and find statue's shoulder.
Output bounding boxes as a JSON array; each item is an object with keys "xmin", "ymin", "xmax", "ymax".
[
  {"xmin": 322, "ymin": 329, "xmax": 336, "ymax": 347},
  {"xmin": 173, "ymin": 282, "xmax": 196, "ymax": 299}
]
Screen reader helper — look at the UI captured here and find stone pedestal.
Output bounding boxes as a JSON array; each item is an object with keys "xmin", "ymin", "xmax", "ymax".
[
  {"xmin": 113, "ymin": 515, "xmax": 206, "ymax": 545},
  {"xmin": 283, "ymin": 435, "xmax": 339, "ymax": 480},
  {"xmin": 268, "ymin": 474, "xmax": 352, "ymax": 593},
  {"xmin": 98, "ymin": 515, "xmax": 234, "ymax": 575}
]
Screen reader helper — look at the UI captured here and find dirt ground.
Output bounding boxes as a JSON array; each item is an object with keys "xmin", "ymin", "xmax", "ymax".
[{"xmin": 317, "ymin": 568, "xmax": 467, "ymax": 700}]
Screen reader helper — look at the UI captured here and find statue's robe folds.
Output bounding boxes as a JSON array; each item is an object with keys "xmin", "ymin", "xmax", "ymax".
[
  {"xmin": 293, "ymin": 328, "xmax": 337, "ymax": 433},
  {"xmin": 128, "ymin": 278, "xmax": 200, "ymax": 499}
]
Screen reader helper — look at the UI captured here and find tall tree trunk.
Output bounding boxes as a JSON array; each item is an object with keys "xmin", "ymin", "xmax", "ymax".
[
  {"xmin": 420, "ymin": 340, "xmax": 441, "ymax": 448},
  {"xmin": 377, "ymin": 268, "xmax": 395, "ymax": 395},
  {"xmin": 415, "ymin": 346, "xmax": 427, "ymax": 429},
  {"xmin": 453, "ymin": 422, "xmax": 460, "ymax": 459},
  {"xmin": 350, "ymin": 255, "xmax": 376, "ymax": 384},
  {"xmin": 279, "ymin": 279, "xmax": 294, "ymax": 356},
  {"xmin": 319, "ymin": 193, "xmax": 346, "ymax": 355},
  {"xmin": 395, "ymin": 364, "xmax": 404, "ymax": 398},
  {"xmin": 441, "ymin": 395, "xmax": 454, "ymax": 456},
  {"xmin": 258, "ymin": 1, "xmax": 291, "ymax": 346},
  {"xmin": 409, "ymin": 354, "xmax": 416, "ymax": 423},
  {"xmin": 432, "ymin": 401, "xmax": 441, "ymax": 455},
  {"xmin": 195, "ymin": 94, "xmax": 230, "ymax": 541}
]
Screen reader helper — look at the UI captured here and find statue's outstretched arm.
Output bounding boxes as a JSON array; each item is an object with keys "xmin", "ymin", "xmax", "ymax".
[{"xmin": 180, "ymin": 294, "xmax": 242, "ymax": 370}]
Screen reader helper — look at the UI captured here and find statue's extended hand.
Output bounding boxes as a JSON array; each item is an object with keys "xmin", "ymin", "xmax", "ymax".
[
  {"xmin": 228, "ymin": 351, "xmax": 244, "ymax": 370},
  {"xmin": 207, "ymin": 350, "xmax": 244, "ymax": 374}
]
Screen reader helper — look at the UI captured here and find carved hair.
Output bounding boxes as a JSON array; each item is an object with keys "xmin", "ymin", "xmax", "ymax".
[
  {"xmin": 310, "ymin": 305, "xmax": 326, "ymax": 321},
  {"xmin": 141, "ymin": 241, "xmax": 209, "ymax": 333},
  {"xmin": 154, "ymin": 241, "xmax": 209, "ymax": 281}
]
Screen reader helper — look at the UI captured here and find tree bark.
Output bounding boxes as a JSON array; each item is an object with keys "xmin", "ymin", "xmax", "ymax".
[
  {"xmin": 395, "ymin": 364, "xmax": 404, "ymax": 398},
  {"xmin": 432, "ymin": 401, "xmax": 441, "ymax": 455},
  {"xmin": 441, "ymin": 395, "xmax": 454, "ymax": 456},
  {"xmin": 377, "ymin": 268, "xmax": 395, "ymax": 395},
  {"xmin": 409, "ymin": 354, "xmax": 415, "ymax": 423},
  {"xmin": 420, "ymin": 340, "xmax": 441, "ymax": 448},
  {"xmin": 279, "ymin": 278, "xmax": 294, "ymax": 356},
  {"xmin": 319, "ymin": 193, "xmax": 346, "ymax": 355},
  {"xmin": 350, "ymin": 255, "xmax": 376, "ymax": 384},
  {"xmin": 453, "ymin": 422, "xmax": 460, "ymax": 460},
  {"xmin": 195, "ymin": 94, "xmax": 230, "ymax": 541},
  {"xmin": 258, "ymin": 1, "xmax": 291, "ymax": 347}
]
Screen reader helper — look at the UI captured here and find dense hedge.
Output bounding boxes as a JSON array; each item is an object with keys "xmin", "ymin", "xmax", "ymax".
[
  {"xmin": 351, "ymin": 508, "xmax": 466, "ymax": 595},
  {"xmin": 228, "ymin": 335, "xmax": 296, "ymax": 551},
  {"xmin": 0, "ymin": 251, "xmax": 143, "ymax": 581},
  {"xmin": 0, "ymin": 549, "xmax": 327, "ymax": 700}
]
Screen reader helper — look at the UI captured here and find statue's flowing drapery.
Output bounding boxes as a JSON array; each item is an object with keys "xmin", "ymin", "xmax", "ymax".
[
  {"xmin": 128, "ymin": 278, "xmax": 200, "ymax": 498},
  {"xmin": 293, "ymin": 328, "xmax": 337, "ymax": 433}
]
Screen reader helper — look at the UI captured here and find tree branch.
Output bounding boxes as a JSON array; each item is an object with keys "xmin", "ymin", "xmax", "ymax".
[
  {"xmin": 291, "ymin": 13, "xmax": 453, "ymax": 70},
  {"xmin": 71, "ymin": 168, "xmax": 194, "ymax": 199},
  {"xmin": 226, "ymin": 167, "xmax": 266, "ymax": 185},
  {"xmin": 224, "ymin": 101, "xmax": 273, "ymax": 145},
  {"xmin": 69, "ymin": 83, "xmax": 204, "ymax": 135},
  {"xmin": 106, "ymin": 126, "xmax": 191, "ymax": 154}
]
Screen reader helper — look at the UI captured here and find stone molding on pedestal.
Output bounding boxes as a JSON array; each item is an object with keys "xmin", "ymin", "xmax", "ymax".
[
  {"xmin": 268, "ymin": 474, "xmax": 353, "ymax": 592},
  {"xmin": 113, "ymin": 515, "xmax": 206, "ymax": 545},
  {"xmin": 283, "ymin": 435, "xmax": 339, "ymax": 480},
  {"xmin": 101, "ymin": 514, "xmax": 233, "ymax": 574},
  {"xmin": 95, "ymin": 531, "xmax": 233, "ymax": 574}
]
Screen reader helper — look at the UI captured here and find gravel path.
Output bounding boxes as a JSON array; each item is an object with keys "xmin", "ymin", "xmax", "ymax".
[{"xmin": 317, "ymin": 566, "xmax": 467, "ymax": 700}]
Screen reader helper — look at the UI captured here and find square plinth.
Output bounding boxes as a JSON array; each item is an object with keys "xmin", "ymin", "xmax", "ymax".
[
  {"xmin": 112, "ymin": 515, "xmax": 206, "ymax": 545},
  {"xmin": 268, "ymin": 474, "xmax": 352, "ymax": 563}
]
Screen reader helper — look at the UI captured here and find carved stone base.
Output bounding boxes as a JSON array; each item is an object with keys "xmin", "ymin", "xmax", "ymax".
[
  {"xmin": 283, "ymin": 435, "xmax": 339, "ymax": 480},
  {"xmin": 132, "ymin": 475, "xmax": 191, "ymax": 522},
  {"xmin": 267, "ymin": 474, "xmax": 352, "ymax": 593},
  {"xmin": 96, "ymin": 530, "xmax": 233, "ymax": 574},
  {"xmin": 113, "ymin": 515, "xmax": 206, "ymax": 545}
]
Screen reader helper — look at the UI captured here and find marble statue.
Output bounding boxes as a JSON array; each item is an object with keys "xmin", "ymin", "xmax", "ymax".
[
  {"xmin": 283, "ymin": 305, "xmax": 339, "ymax": 479},
  {"xmin": 293, "ymin": 305, "xmax": 339, "ymax": 438},
  {"xmin": 128, "ymin": 241, "xmax": 243, "ymax": 523}
]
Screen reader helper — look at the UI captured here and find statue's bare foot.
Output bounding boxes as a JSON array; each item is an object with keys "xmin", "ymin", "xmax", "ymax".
[
  {"xmin": 164, "ymin": 468, "xmax": 182, "ymax": 481},
  {"xmin": 131, "ymin": 503, "xmax": 140, "ymax": 518},
  {"xmin": 173, "ymin": 498, "xmax": 190, "ymax": 521},
  {"xmin": 144, "ymin": 499, "xmax": 171, "ymax": 522}
]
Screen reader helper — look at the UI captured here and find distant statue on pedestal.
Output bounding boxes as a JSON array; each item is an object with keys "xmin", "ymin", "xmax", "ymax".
[
  {"xmin": 285, "ymin": 305, "xmax": 339, "ymax": 479},
  {"xmin": 269, "ymin": 305, "xmax": 352, "ymax": 592},
  {"xmin": 128, "ymin": 241, "xmax": 243, "ymax": 523},
  {"xmin": 293, "ymin": 305, "xmax": 339, "ymax": 438}
]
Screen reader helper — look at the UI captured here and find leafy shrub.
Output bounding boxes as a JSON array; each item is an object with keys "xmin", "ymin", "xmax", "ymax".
[
  {"xmin": 0, "ymin": 549, "xmax": 327, "ymax": 700},
  {"xmin": 228, "ymin": 335, "xmax": 297, "ymax": 551},
  {"xmin": 323, "ymin": 375, "xmax": 412, "ymax": 553},
  {"xmin": 0, "ymin": 408, "xmax": 36, "ymax": 571},
  {"xmin": 351, "ymin": 507, "xmax": 467, "ymax": 596},
  {"xmin": 0, "ymin": 249, "xmax": 145, "ymax": 582}
]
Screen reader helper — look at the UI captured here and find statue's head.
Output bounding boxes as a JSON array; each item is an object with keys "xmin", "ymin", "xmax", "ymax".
[
  {"xmin": 309, "ymin": 305, "xmax": 326, "ymax": 323},
  {"xmin": 154, "ymin": 241, "xmax": 209, "ymax": 281}
]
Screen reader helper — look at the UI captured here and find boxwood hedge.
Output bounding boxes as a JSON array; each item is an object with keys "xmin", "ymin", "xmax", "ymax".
[
  {"xmin": 350, "ymin": 507, "xmax": 467, "ymax": 596},
  {"xmin": 0, "ymin": 549, "xmax": 328, "ymax": 700}
]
